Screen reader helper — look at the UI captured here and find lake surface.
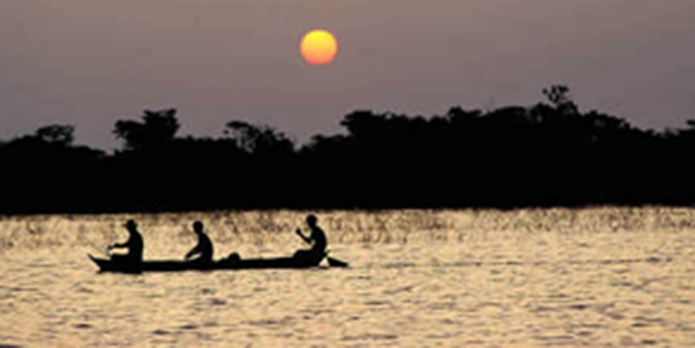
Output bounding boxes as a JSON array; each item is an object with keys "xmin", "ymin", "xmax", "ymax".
[{"xmin": 1, "ymin": 208, "xmax": 694, "ymax": 347}]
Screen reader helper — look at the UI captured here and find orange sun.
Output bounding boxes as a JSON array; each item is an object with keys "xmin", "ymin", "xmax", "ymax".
[{"xmin": 300, "ymin": 29, "xmax": 338, "ymax": 65}]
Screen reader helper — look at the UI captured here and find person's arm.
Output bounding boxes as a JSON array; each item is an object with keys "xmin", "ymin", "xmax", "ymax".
[
  {"xmin": 109, "ymin": 237, "xmax": 130, "ymax": 250},
  {"xmin": 296, "ymin": 229, "xmax": 312, "ymax": 244},
  {"xmin": 185, "ymin": 243, "xmax": 201, "ymax": 259}
]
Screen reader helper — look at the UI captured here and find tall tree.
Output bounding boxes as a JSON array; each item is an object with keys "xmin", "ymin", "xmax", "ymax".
[{"xmin": 113, "ymin": 108, "xmax": 180, "ymax": 151}]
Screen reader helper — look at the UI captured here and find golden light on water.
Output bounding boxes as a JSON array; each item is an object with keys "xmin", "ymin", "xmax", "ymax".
[
  {"xmin": 1, "ymin": 208, "xmax": 694, "ymax": 346},
  {"xmin": 300, "ymin": 29, "xmax": 338, "ymax": 65}
]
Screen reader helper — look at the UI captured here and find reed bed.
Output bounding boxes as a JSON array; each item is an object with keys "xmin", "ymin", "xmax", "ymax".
[{"xmin": 1, "ymin": 207, "xmax": 695, "ymax": 253}]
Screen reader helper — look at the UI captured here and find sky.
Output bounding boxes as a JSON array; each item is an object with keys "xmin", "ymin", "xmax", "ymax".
[{"xmin": 2, "ymin": 0, "xmax": 695, "ymax": 149}]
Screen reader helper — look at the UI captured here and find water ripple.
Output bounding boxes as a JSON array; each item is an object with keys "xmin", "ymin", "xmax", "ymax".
[
  {"xmin": 342, "ymin": 333, "xmax": 398, "ymax": 341},
  {"xmin": 0, "ymin": 209, "xmax": 693, "ymax": 347}
]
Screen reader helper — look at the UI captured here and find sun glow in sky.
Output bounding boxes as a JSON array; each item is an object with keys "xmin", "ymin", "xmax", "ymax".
[
  {"xmin": 1, "ymin": 0, "xmax": 694, "ymax": 148},
  {"xmin": 300, "ymin": 29, "xmax": 338, "ymax": 65}
]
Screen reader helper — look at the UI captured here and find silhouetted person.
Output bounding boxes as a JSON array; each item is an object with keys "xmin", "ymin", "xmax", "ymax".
[
  {"xmin": 294, "ymin": 214, "xmax": 327, "ymax": 263},
  {"xmin": 108, "ymin": 219, "xmax": 144, "ymax": 264},
  {"xmin": 185, "ymin": 221, "xmax": 214, "ymax": 264}
]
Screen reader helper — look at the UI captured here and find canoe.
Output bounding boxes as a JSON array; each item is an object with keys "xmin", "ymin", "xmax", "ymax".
[{"xmin": 88, "ymin": 253, "xmax": 342, "ymax": 273}]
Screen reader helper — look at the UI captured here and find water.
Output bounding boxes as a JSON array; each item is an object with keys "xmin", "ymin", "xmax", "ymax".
[{"xmin": 1, "ymin": 208, "xmax": 694, "ymax": 347}]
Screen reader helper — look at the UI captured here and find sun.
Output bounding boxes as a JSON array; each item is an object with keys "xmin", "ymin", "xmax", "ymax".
[{"xmin": 300, "ymin": 29, "xmax": 338, "ymax": 65}]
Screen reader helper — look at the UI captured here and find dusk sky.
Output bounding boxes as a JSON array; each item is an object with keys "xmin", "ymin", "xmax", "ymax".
[{"xmin": 2, "ymin": 0, "xmax": 694, "ymax": 149}]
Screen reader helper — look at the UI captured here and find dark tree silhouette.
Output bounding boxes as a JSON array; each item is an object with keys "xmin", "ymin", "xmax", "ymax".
[
  {"xmin": 3, "ymin": 85, "xmax": 695, "ymax": 214},
  {"xmin": 34, "ymin": 124, "xmax": 75, "ymax": 146},
  {"xmin": 224, "ymin": 120, "xmax": 294, "ymax": 156},
  {"xmin": 114, "ymin": 108, "xmax": 179, "ymax": 151},
  {"xmin": 0, "ymin": 123, "xmax": 104, "ymax": 214},
  {"xmin": 542, "ymin": 84, "xmax": 579, "ymax": 115}
]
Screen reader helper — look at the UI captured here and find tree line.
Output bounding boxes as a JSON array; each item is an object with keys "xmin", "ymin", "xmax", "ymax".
[{"xmin": 2, "ymin": 85, "xmax": 694, "ymax": 214}]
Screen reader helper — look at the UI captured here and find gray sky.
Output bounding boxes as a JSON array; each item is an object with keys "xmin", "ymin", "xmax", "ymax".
[{"xmin": 2, "ymin": 0, "xmax": 694, "ymax": 149}]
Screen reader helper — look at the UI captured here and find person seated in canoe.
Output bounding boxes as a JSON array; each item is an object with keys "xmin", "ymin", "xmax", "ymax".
[
  {"xmin": 294, "ymin": 214, "xmax": 327, "ymax": 263},
  {"xmin": 108, "ymin": 219, "xmax": 144, "ymax": 265},
  {"xmin": 185, "ymin": 221, "xmax": 214, "ymax": 265}
]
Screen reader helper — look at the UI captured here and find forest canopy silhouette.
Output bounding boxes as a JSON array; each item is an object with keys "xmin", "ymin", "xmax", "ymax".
[{"xmin": 2, "ymin": 85, "xmax": 694, "ymax": 214}]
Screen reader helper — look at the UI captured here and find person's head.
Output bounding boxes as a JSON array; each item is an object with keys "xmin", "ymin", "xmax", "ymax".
[
  {"xmin": 125, "ymin": 219, "xmax": 137, "ymax": 232},
  {"xmin": 306, "ymin": 214, "xmax": 318, "ymax": 227},
  {"xmin": 193, "ymin": 221, "xmax": 204, "ymax": 233}
]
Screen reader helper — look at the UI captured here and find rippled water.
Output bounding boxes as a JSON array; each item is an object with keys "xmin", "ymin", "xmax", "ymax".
[{"xmin": 1, "ymin": 208, "xmax": 694, "ymax": 347}]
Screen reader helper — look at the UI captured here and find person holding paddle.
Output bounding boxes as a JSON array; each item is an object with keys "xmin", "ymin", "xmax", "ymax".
[
  {"xmin": 108, "ymin": 219, "xmax": 144, "ymax": 265},
  {"xmin": 294, "ymin": 214, "xmax": 327, "ymax": 262},
  {"xmin": 294, "ymin": 214, "xmax": 349, "ymax": 267}
]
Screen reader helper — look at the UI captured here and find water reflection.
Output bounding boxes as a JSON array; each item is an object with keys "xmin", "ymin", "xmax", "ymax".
[{"xmin": 0, "ymin": 208, "xmax": 693, "ymax": 346}]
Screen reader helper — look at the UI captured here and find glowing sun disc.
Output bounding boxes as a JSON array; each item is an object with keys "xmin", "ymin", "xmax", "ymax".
[{"xmin": 300, "ymin": 29, "xmax": 338, "ymax": 65}]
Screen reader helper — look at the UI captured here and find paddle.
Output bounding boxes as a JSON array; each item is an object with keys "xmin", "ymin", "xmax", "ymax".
[
  {"xmin": 324, "ymin": 249, "xmax": 348, "ymax": 267},
  {"xmin": 327, "ymin": 256, "xmax": 349, "ymax": 268},
  {"xmin": 296, "ymin": 226, "xmax": 349, "ymax": 267}
]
